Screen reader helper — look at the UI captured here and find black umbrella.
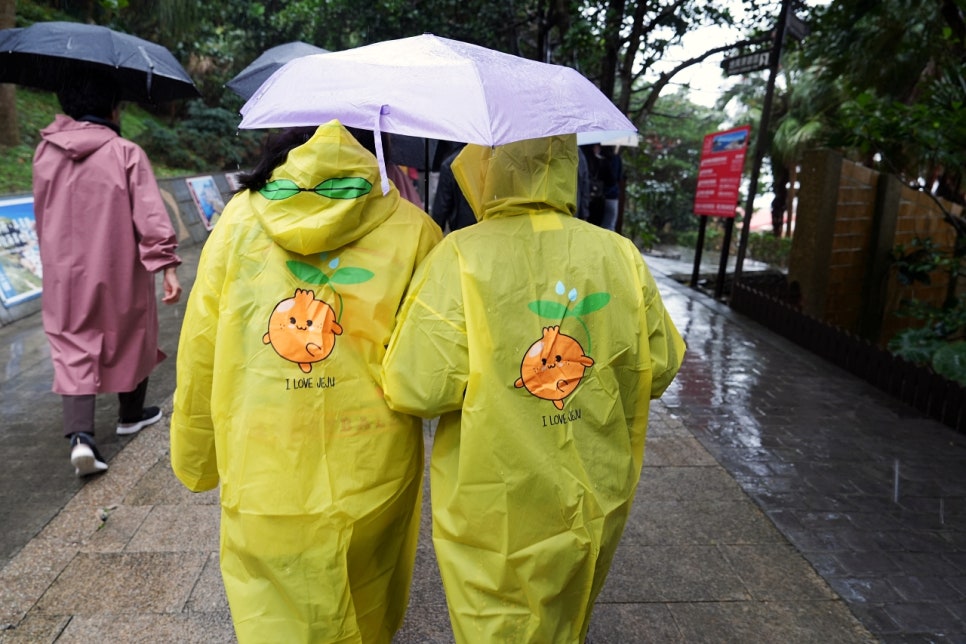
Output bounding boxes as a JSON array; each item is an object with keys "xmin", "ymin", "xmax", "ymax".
[
  {"xmin": 388, "ymin": 133, "xmax": 445, "ymax": 172},
  {"xmin": 227, "ymin": 41, "xmax": 328, "ymax": 101},
  {"xmin": 0, "ymin": 21, "xmax": 199, "ymax": 103}
]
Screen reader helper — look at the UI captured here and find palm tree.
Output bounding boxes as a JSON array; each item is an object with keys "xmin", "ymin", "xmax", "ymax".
[{"xmin": 769, "ymin": 54, "xmax": 838, "ymax": 236}]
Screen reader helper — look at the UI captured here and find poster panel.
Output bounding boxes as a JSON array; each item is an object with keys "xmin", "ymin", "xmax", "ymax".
[
  {"xmin": 693, "ymin": 125, "xmax": 752, "ymax": 217},
  {"xmin": 186, "ymin": 175, "xmax": 226, "ymax": 231},
  {"xmin": 0, "ymin": 196, "xmax": 42, "ymax": 306}
]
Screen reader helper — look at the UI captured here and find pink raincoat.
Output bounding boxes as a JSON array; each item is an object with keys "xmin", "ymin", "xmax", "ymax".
[{"xmin": 32, "ymin": 114, "xmax": 180, "ymax": 395}]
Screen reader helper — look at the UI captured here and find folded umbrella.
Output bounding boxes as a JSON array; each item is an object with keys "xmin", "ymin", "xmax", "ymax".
[
  {"xmin": 226, "ymin": 41, "xmax": 328, "ymax": 101},
  {"xmin": 0, "ymin": 21, "xmax": 199, "ymax": 103}
]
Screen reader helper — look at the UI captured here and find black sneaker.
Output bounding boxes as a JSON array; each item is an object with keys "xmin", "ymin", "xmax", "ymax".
[
  {"xmin": 116, "ymin": 406, "xmax": 163, "ymax": 436},
  {"xmin": 70, "ymin": 432, "xmax": 108, "ymax": 477}
]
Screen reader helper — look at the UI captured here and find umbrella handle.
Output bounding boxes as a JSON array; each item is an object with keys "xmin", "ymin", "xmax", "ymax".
[
  {"xmin": 373, "ymin": 105, "xmax": 391, "ymax": 196},
  {"xmin": 138, "ymin": 45, "xmax": 154, "ymax": 100}
]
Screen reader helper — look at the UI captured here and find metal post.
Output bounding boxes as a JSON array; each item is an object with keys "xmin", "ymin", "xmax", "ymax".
[
  {"xmin": 715, "ymin": 217, "xmax": 735, "ymax": 300},
  {"xmin": 733, "ymin": 0, "xmax": 792, "ymax": 287},
  {"xmin": 691, "ymin": 216, "xmax": 708, "ymax": 288}
]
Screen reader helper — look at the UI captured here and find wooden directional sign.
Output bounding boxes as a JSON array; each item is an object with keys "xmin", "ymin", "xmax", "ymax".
[{"xmin": 721, "ymin": 49, "xmax": 772, "ymax": 76}]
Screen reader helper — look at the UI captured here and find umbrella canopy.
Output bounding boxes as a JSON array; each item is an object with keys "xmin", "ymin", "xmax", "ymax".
[
  {"xmin": 0, "ymin": 21, "xmax": 199, "ymax": 103},
  {"xmin": 226, "ymin": 41, "xmax": 328, "ymax": 101},
  {"xmin": 238, "ymin": 34, "xmax": 635, "ymax": 147},
  {"xmin": 228, "ymin": 41, "xmax": 435, "ymax": 171}
]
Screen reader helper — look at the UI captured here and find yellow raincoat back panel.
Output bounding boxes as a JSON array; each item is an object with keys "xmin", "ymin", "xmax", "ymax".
[
  {"xmin": 383, "ymin": 135, "xmax": 684, "ymax": 643},
  {"xmin": 171, "ymin": 121, "xmax": 442, "ymax": 643}
]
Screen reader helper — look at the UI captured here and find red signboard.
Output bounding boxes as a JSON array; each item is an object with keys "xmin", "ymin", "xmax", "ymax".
[{"xmin": 693, "ymin": 125, "xmax": 752, "ymax": 218}]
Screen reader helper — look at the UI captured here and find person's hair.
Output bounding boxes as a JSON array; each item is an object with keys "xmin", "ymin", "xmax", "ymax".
[
  {"xmin": 238, "ymin": 127, "xmax": 316, "ymax": 192},
  {"xmin": 238, "ymin": 125, "xmax": 393, "ymax": 193},
  {"xmin": 56, "ymin": 71, "xmax": 120, "ymax": 120}
]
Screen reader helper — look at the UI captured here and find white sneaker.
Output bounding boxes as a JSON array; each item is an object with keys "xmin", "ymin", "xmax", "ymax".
[
  {"xmin": 70, "ymin": 433, "xmax": 108, "ymax": 477},
  {"xmin": 116, "ymin": 406, "xmax": 163, "ymax": 436}
]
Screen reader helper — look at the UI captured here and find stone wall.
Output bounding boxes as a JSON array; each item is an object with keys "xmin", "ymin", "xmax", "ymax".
[
  {"xmin": 0, "ymin": 172, "xmax": 235, "ymax": 326},
  {"xmin": 789, "ymin": 149, "xmax": 961, "ymax": 346}
]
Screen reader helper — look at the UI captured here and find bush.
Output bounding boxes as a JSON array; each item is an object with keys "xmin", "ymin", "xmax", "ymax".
[
  {"xmin": 136, "ymin": 121, "xmax": 204, "ymax": 170},
  {"xmin": 621, "ymin": 208, "xmax": 660, "ymax": 250},
  {"xmin": 746, "ymin": 232, "xmax": 792, "ymax": 269},
  {"xmin": 134, "ymin": 100, "xmax": 262, "ymax": 172},
  {"xmin": 674, "ymin": 223, "xmax": 725, "ymax": 252},
  {"xmin": 886, "ymin": 235, "xmax": 966, "ymax": 385}
]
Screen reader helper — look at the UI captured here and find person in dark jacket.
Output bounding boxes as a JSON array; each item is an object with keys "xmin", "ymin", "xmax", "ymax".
[
  {"xmin": 599, "ymin": 145, "xmax": 623, "ymax": 231},
  {"xmin": 431, "ymin": 145, "xmax": 477, "ymax": 233}
]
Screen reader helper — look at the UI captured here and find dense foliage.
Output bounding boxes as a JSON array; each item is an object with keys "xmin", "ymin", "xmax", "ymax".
[
  {"xmin": 795, "ymin": 0, "xmax": 966, "ymax": 200},
  {"xmin": 6, "ymin": 0, "xmax": 966, "ymax": 245},
  {"xmin": 624, "ymin": 89, "xmax": 721, "ymax": 246}
]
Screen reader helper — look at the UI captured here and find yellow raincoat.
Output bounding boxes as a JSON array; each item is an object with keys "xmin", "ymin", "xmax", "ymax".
[
  {"xmin": 382, "ymin": 134, "xmax": 685, "ymax": 642},
  {"xmin": 170, "ymin": 121, "xmax": 441, "ymax": 643}
]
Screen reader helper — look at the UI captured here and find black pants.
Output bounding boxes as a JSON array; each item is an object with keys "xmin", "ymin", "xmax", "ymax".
[{"xmin": 62, "ymin": 377, "xmax": 148, "ymax": 437}]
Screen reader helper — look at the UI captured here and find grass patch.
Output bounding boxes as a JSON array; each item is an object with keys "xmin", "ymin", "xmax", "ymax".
[{"xmin": 0, "ymin": 88, "xmax": 193, "ymax": 196}]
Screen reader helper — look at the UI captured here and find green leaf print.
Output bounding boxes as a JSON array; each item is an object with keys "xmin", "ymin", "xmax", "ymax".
[
  {"xmin": 259, "ymin": 179, "xmax": 301, "ymax": 200},
  {"xmin": 329, "ymin": 267, "xmax": 374, "ymax": 285},
  {"xmin": 572, "ymin": 293, "xmax": 611, "ymax": 316},
  {"xmin": 529, "ymin": 300, "xmax": 569, "ymax": 319},
  {"xmin": 286, "ymin": 260, "xmax": 330, "ymax": 285}
]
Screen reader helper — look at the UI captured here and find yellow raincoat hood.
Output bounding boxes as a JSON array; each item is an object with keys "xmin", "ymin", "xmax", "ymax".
[
  {"xmin": 171, "ymin": 120, "xmax": 441, "ymax": 643},
  {"xmin": 453, "ymin": 133, "xmax": 578, "ymax": 222},
  {"xmin": 251, "ymin": 123, "xmax": 396, "ymax": 254},
  {"xmin": 383, "ymin": 134, "xmax": 684, "ymax": 642}
]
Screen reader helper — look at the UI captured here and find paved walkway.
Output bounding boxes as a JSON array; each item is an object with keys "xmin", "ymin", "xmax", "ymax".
[{"xmin": 0, "ymin": 240, "xmax": 960, "ymax": 642}]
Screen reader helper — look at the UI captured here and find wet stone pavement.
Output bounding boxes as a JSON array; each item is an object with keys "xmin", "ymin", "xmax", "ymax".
[
  {"xmin": 648, "ymin": 253, "xmax": 966, "ymax": 642},
  {"xmin": 0, "ymin": 247, "xmax": 195, "ymax": 572},
  {"xmin": 0, "ymin": 241, "xmax": 963, "ymax": 641}
]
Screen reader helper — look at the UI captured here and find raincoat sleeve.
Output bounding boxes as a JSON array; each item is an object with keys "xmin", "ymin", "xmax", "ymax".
[
  {"xmin": 170, "ymin": 221, "xmax": 228, "ymax": 492},
  {"xmin": 639, "ymin": 257, "xmax": 685, "ymax": 398},
  {"xmin": 383, "ymin": 240, "xmax": 467, "ymax": 418},
  {"xmin": 124, "ymin": 143, "xmax": 181, "ymax": 272}
]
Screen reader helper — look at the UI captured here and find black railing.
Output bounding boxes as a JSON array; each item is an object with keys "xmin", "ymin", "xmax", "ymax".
[{"xmin": 730, "ymin": 282, "xmax": 966, "ymax": 433}]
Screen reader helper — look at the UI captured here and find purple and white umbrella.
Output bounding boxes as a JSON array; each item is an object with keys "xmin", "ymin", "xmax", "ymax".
[{"xmin": 238, "ymin": 34, "xmax": 635, "ymax": 192}]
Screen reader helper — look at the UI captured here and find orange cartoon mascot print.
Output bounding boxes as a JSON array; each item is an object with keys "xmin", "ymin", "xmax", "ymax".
[
  {"xmin": 515, "ymin": 325, "xmax": 594, "ymax": 410},
  {"xmin": 515, "ymin": 280, "xmax": 609, "ymax": 409},
  {"xmin": 263, "ymin": 288, "xmax": 343, "ymax": 373},
  {"xmin": 263, "ymin": 253, "xmax": 373, "ymax": 373}
]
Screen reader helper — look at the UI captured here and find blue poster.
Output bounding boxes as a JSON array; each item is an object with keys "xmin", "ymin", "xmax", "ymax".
[{"xmin": 0, "ymin": 196, "xmax": 42, "ymax": 306}]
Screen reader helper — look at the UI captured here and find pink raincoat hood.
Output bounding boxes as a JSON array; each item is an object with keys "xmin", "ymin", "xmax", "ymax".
[{"xmin": 40, "ymin": 114, "xmax": 117, "ymax": 161}]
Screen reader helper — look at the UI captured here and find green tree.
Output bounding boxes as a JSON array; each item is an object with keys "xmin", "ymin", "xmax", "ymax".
[
  {"xmin": 200, "ymin": 0, "xmax": 775, "ymax": 126},
  {"xmin": 768, "ymin": 48, "xmax": 837, "ymax": 236},
  {"xmin": 625, "ymin": 89, "xmax": 720, "ymax": 243},
  {"xmin": 804, "ymin": 0, "xmax": 966, "ymax": 195}
]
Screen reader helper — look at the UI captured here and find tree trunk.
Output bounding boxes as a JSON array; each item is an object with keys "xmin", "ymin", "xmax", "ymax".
[
  {"xmin": 771, "ymin": 160, "xmax": 790, "ymax": 237},
  {"xmin": 785, "ymin": 164, "xmax": 797, "ymax": 237},
  {"xmin": 598, "ymin": 0, "xmax": 625, "ymax": 102},
  {"xmin": 0, "ymin": 0, "xmax": 18, "ymax": 147}
]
